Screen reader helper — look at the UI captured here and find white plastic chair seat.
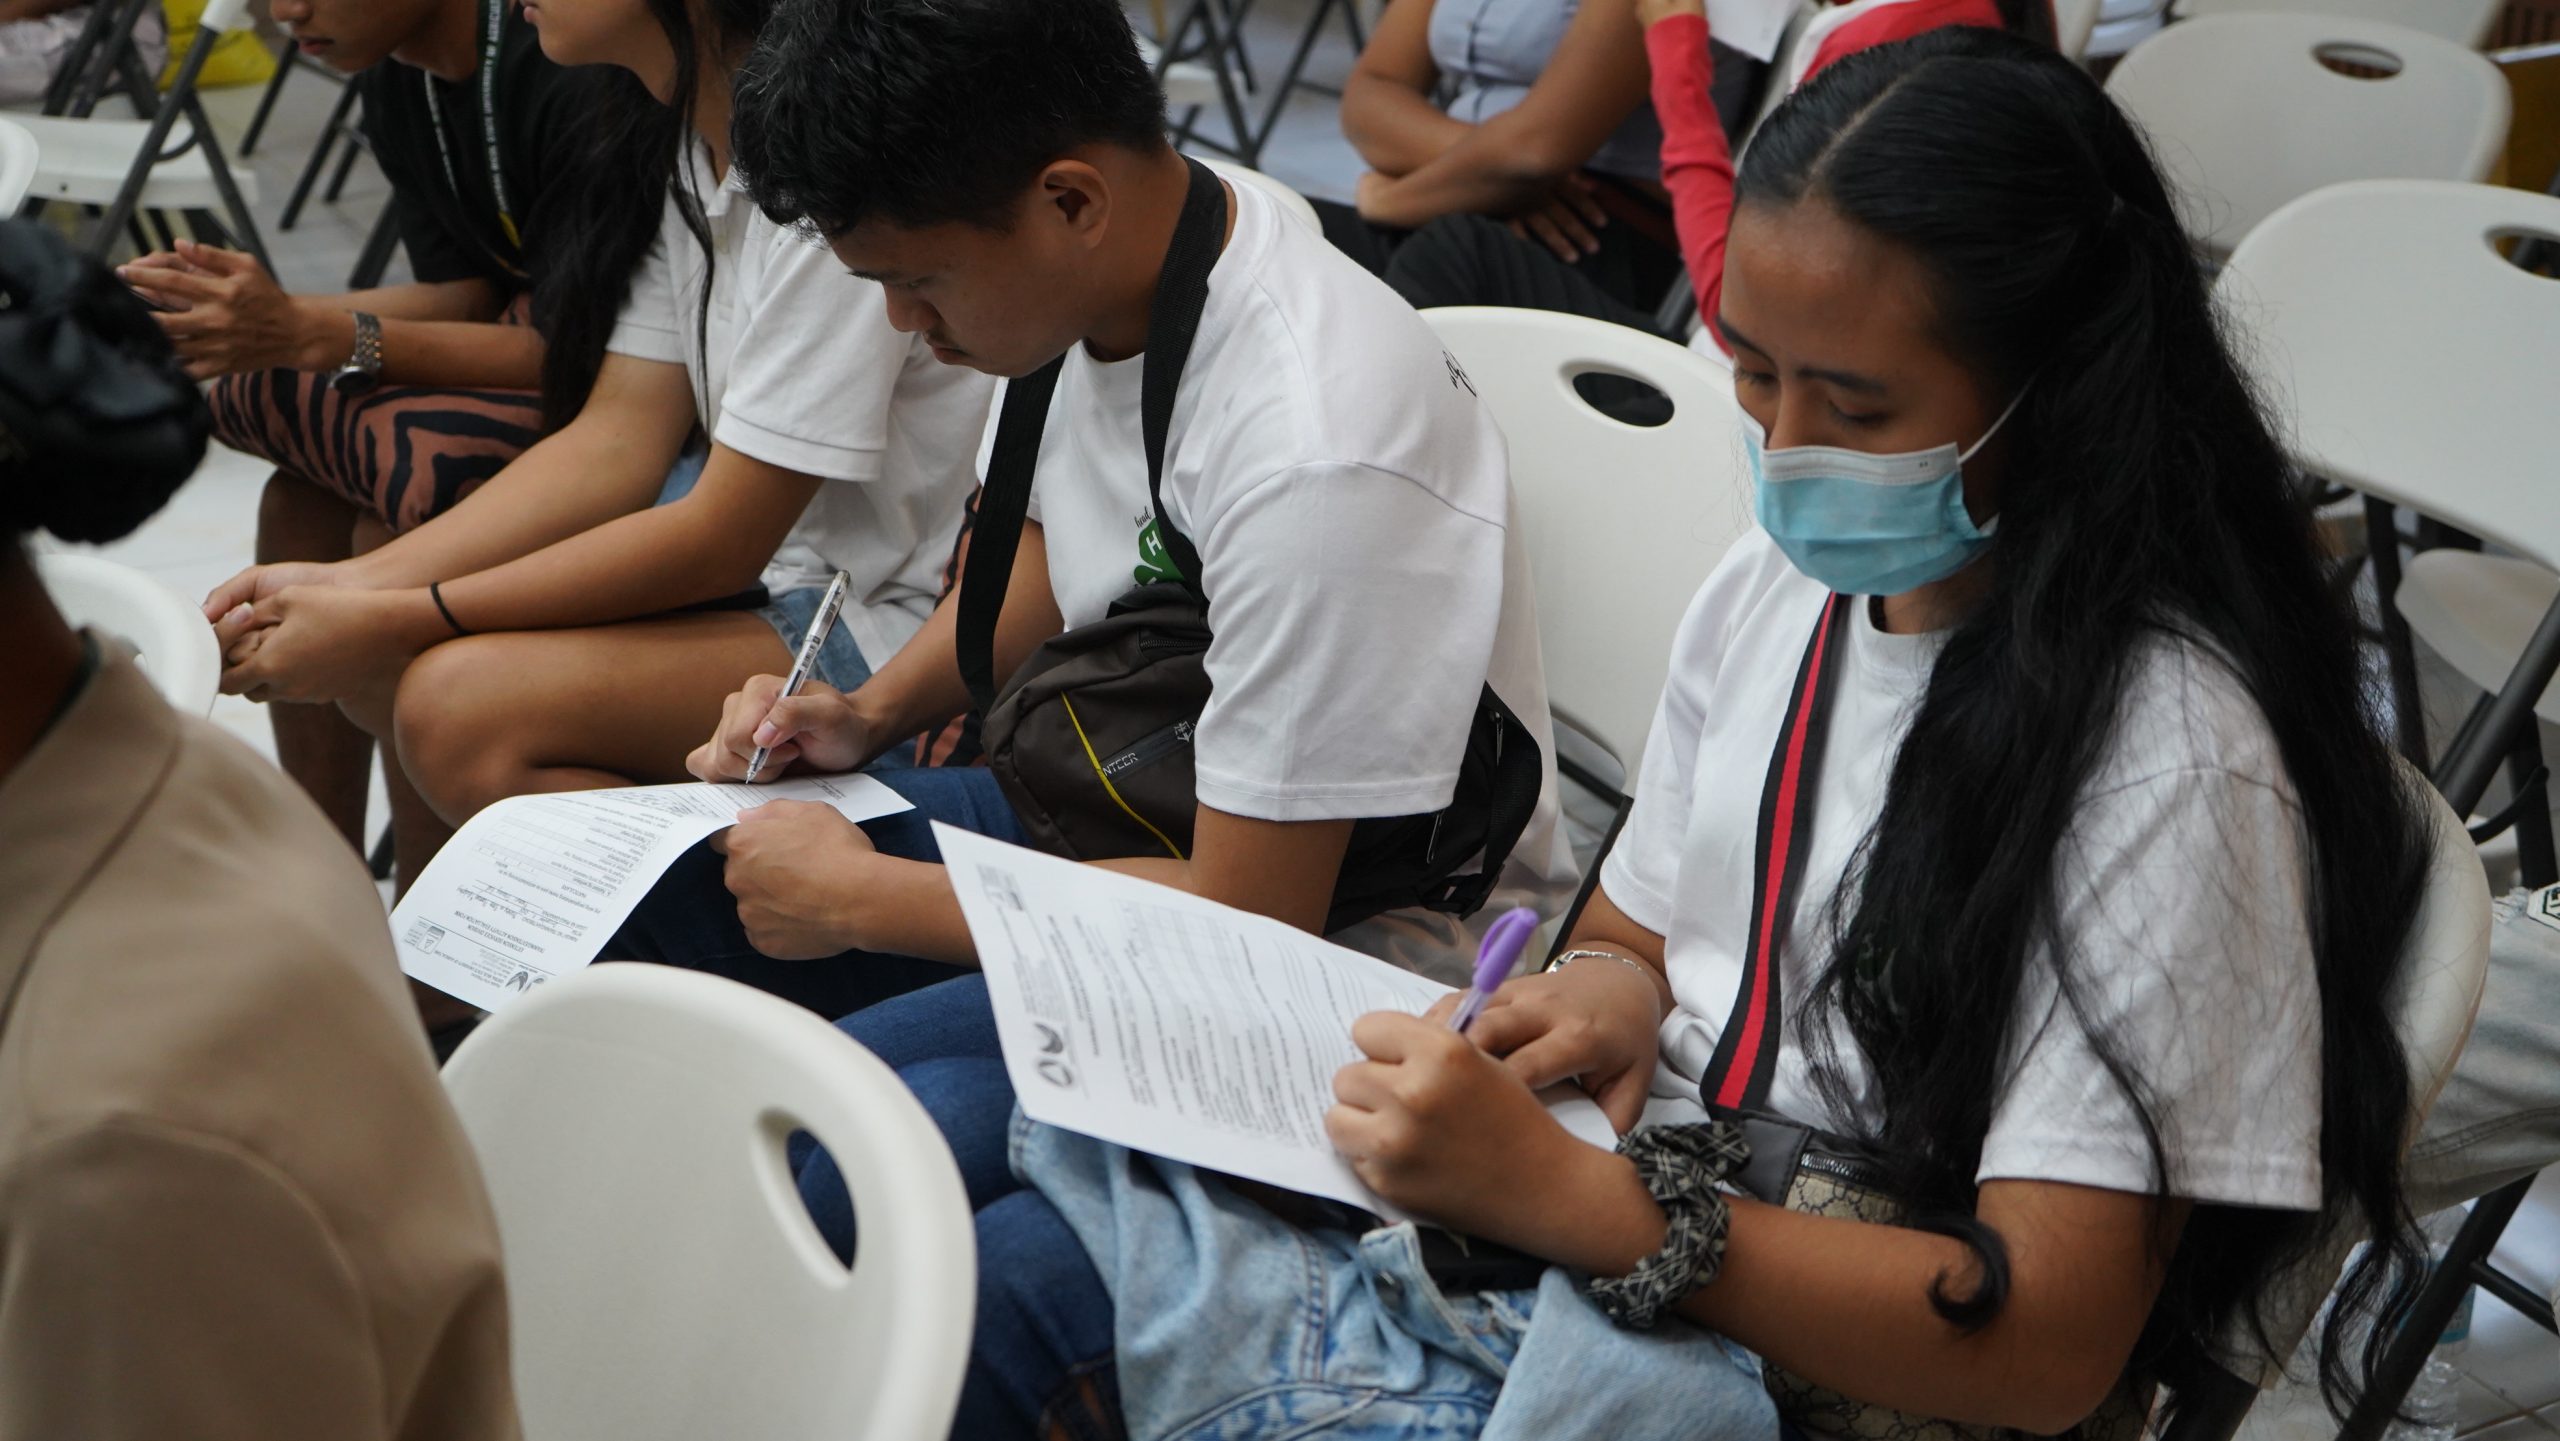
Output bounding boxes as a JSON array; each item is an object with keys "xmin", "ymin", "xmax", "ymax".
[
  {"xmin": 2168, "ymin": 0, "xmax": 2502, "ymax": 50},
  {"xmin": 1422, "ymin": 306, "xmax": 1754, "ymax": 782},
  {"xmin": 11, "ymin": 111, "xmax": 261, "ymax": 211},
  {"xmin": 441, "ymin": 965, "xmax": 974, "ymax": 1441},
  {"xmin": 2397, "ymin": 551, "xmax": 2560, "ymax": 728},
  {"xmin": 34, "ymin": 551, "xmax": 219, "ymax": 716},
  {"xmin": 1192, "ymin": 153, "xmax": 1321, "ymax": 234},
  {"xmin": 2104, "ymin": 14, "xmax": 2507, "ymax": 254},
  {"xmin": 0, "ymin": 117, "xmax": 36, "ymax": 212}
]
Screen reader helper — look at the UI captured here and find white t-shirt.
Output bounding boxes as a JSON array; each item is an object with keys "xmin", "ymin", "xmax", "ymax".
[
  {"xmin": 977, "ymin": 178, "xmax": 1575, "ymax": 976},
  {"xmin": 609, "ymin": 142, "xmax": 988, "ymax": 670},
  {"xmin": 1609, "ymin": 529, "xmax": 2324, "ymax": 1208}
]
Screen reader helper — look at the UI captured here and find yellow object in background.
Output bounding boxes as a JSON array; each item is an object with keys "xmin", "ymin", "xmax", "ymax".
[{"xmin": 157, "ymin": 0, "xmax": 278, "ymax": 90}]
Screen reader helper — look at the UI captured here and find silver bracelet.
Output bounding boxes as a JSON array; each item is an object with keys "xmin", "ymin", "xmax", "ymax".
[{"xmin": 1546, "ymin": 947, "xmax": 1650, "ymax": 978}]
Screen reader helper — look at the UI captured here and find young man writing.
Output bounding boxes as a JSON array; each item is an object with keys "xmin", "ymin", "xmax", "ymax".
[{"xmin": 619, "ymin": 0, "xmax": 1574, "ymax": 1001}]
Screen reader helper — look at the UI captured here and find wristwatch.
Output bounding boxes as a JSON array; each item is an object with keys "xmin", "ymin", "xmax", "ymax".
[{"xmin": 329, "ymin": 311, "xmax": 383, "ymax": 396}]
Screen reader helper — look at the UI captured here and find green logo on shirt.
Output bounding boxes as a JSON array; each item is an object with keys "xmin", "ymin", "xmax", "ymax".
[{"xmin": 1134, "ymin": 514, "xmax": 1183, "ymax": 586}]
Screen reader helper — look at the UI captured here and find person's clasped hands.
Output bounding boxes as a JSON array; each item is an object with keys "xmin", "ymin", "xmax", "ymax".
[{"xmin": 120, "ymin": 238, "xmax": 356, "ymax": 381}]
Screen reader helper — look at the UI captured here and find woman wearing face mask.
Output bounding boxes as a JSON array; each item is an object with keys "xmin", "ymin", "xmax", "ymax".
[{"xmin": 812, "ymin": 27, "xmax": 2438, "ymax": 1441}]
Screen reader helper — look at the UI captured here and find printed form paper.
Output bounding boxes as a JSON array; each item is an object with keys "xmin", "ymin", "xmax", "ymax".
[
  {"xmin": 1711, "ymin": 0, "xmax": 1801, "ymax": 63},
  {"xmin": 938, "ymin": 824, "xmax": 1618, "ymax": 1222},
  {"xmin": 394, "ymin": 775, "xmax": 912, "ymax": 1012}
]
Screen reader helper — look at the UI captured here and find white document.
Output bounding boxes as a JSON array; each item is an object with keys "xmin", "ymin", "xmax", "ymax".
[
  {"xmin": 938, "ymin": 824, "xmax": 1618, "ymax": 1223},
  {"xmin": 394, "ymin": 775, "xmax": 912, "ymax": 1012},
  {"xmin": 1710, "ymin": 0, "xmax": 1801, "ymax": 63}
]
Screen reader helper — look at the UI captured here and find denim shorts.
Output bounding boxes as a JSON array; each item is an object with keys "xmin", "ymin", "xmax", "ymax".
[{"xmin": 753, "ymin": 582, "xmax": 881, "ymax": 700}]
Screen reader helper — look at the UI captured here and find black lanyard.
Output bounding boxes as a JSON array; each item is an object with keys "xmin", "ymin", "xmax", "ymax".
[
  {"xmin": 955, "ymin": 157, "xmax": 1225, "ymax": 715},
  {"xmin": 422, "ymin": 0, "xmax": 523, "ymax": 264},
  {"xmin": 1700, "ymin": 592, "xmax": 1851, "ymax": 1113}
]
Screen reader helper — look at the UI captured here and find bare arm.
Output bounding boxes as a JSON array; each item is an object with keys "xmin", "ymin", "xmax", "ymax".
[
  {"xmin": 1339, "ymin": 0, "xmax": 1472, "ymax": 178},
  {"xmin": 342, "ymin": 353, "xmax": 697, "ymax": 589},
  {"xmin": 123, "ymin": 244, "xmax": 544, "ymax": 389},
  {"xmin": 1354, "ymin": 0, "xmax": 1655, "ymax": 227}
]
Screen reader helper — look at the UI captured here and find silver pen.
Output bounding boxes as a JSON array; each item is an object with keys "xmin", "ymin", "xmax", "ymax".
[{"xmin": 744, "ymin": 569, "xmax": 852, "ymax": 784}]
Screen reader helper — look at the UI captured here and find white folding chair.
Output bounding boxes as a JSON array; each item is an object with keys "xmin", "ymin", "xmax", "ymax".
[
  {"xmin": 1191, "ymin": 153, "xmax": 1322, "ymax": 234},
  {"xmin": 2169, "ymin": 0, "xmax": 2503, "ymax": 50},
  {"xmin": 33, "ymin": 551, "xmax": 219, "ymax": 716},
  {"xmin": 2158, "ymin": 764, "xmax": 2492, "ymax": 1441},
  {"xmin": 2104, "ymin": 13, "xmax": 2508, "ymax": 256},
  {"xmin": 12, "ymin": 0, "xmax": 266, "ymax": 265},
  {"xmin": 0, "ymin": 119, "xmax": 35, "ymax": 213},
  {"xmin": 2217, "ymin": 175, "xmax": 2560, "ymax": 1439},
  {"xmin": 1421, "ymin": 307, "xmax": 1754, "ymax": 793},
  {"xmin": 442, "ymin": 965, "xmax": 975, "ymax": 1441}
]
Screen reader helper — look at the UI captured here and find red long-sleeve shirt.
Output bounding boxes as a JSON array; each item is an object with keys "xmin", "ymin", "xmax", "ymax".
[{"xmin": 1646, "ymin": 0, "xmax": 2010, "ymax": 350}]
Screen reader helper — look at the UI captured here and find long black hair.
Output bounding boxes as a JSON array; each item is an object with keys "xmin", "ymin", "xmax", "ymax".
[
  {"xmin": 524, "ymin": 0, "xmax": 772, "ymax": 431},
  {"xmin": 1737, "ymin": 25, "xmax": 2430, "ymax": 1420}
]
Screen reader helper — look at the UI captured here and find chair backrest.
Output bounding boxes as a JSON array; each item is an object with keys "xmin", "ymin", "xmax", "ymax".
[
  {"xmin": 2225, "ymin": 765, "xmax": 2490, "ymax": 1397},
  {"xmin": 1191, "ymin": 153, "xmax": 1321, "ymax": 235},
  {"xmin": 0, "ymin": 119, "xmax": 36, "ymax": 211},
  {"xmin": 441, "ymin": 965, "xmax": 975, "ymax": 1441},
  {"xmin": 2105, "ymin": 13, "xmax": 2509, "ymax": 255},
  {"xmin": 1421, "ymin": 306, "xmax": 1754, "ymax": 782},
  {"xmin": 2216, "ymin": 179, "xmax": 2560, "ymax": 573},
  {"xmin": 2169, "ymin": 0, "xmax": 2503, "ymax": 50},
  {"xmin": 33, "ymin": 551, "xmax": 219, "ymax": 715}
]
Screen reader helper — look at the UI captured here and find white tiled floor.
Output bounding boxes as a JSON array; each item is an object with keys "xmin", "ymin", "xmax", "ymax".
[{"xmin": 30, "ymin": 2, "xmax": 2560, "ymax": 1428}]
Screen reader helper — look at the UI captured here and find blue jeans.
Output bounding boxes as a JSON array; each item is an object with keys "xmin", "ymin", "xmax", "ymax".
[
  {"xmin": 801, "ymin": 978, "xmax": 1781, "ymax": 1441},
  {"xmin": 795, "ymin": 975, "xmax": 1122, "ymax": 1440},
  {"xmin": 609, "ymin": 767, "xmax": 1027, "ymax": 1018}
]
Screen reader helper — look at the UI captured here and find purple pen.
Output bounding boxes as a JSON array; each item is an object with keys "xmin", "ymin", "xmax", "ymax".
[{"xmin": 1448, "ymin": 907, "xmax": 1538, "ymax": 1035}]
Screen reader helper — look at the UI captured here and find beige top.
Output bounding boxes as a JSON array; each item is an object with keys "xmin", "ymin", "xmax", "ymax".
[{"xmin": 0, "ymin": 641, "xmax": 519, "ymax": 1441}]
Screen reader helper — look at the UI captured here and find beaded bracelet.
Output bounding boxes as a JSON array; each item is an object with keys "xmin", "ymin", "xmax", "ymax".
[{"xmin": 1582, "ymin": 1121, "xmax": 1750, "ymax": 1330}]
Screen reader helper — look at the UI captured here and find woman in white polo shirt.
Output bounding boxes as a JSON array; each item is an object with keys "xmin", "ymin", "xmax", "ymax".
[{"xmin": 194, "ymin": 0, "xmax": 990, "ymax": 1030}]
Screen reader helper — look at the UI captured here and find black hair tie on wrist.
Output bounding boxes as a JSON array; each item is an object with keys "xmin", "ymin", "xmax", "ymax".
[
  {"xmin": 1582, "ymin": 1120, "xmax": 1752, "ymax": 1330},
  {"xmin": 429, "ymin": 581, "xmax": 471, "ymax": 638}
]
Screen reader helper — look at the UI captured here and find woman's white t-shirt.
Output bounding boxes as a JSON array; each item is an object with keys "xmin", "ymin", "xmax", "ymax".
[
  {"xmin": 608, "ymin": 142, "xmax": 989, "ymax": 671},
  {"xmin": 977, "ymin": 178, "xmax": 1576, "ymax": 976},
  {"xmin": 1612, "ymin": 529, "xmax": 2325, "ymax": 1208}
]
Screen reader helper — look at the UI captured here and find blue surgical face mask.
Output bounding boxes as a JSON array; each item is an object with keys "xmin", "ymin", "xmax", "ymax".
[{"xmin": 1744, "ymin": 389, "xmax": 2028, "ymax": 597}]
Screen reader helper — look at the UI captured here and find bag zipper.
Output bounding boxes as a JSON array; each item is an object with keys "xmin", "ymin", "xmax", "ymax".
[{"xmin": 1100, "ymin": 719, "xmax": 1196, "ymax": 779}]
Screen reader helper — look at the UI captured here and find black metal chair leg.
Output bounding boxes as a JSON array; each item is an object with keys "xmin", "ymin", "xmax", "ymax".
[
  {"xmin": 322, "ymin": 131, "xmax": 366, "ymax": 203},
  {"xmin": 348, "ymin": 204, "xmax": 402, "ymax": 289},
  {"xmin": 2341, "ymin": 1179, "xmax": 2537, "ymax": 1441},
  {"xmin": 2508, "ymin": 729, "xmax": 2557, "ymax": 889},
  {"xmin": 239, "ymin": 39, "xmax": 296, "ymax": 155},
  {"xmin": 2366, "ymin": 496, "xmax": 2430, "ymax": 766},
  {"xmin": 281, "ymin": 83, "xmax": 361, "ymax": 231}
]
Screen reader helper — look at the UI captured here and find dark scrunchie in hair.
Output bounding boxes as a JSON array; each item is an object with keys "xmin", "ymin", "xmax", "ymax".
[{"xmin": 0, "ymin": 220, "xmax": 208, "ymax": 544}]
